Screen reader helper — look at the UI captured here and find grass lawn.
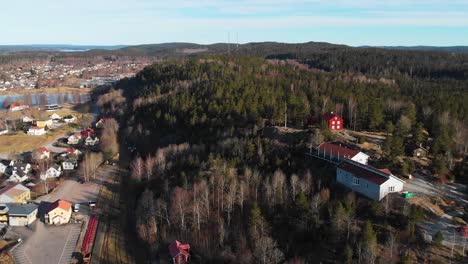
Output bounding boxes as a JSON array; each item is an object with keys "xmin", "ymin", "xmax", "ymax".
[{"xmin": 0, "ymin": 124, "xmax": 77, "ymax": 154}]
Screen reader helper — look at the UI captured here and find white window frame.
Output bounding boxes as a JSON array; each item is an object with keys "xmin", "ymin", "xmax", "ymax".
[{"xmin": 352, "ymin": 177, "xmax": 360, "ymax": 185}]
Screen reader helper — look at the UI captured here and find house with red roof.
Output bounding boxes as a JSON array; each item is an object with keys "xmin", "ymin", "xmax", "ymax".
[
  {"xmin": 322, "ymin": 112, "xmax": 344, "ymax": 131},
  {"xmin": 36, "ymin": 147, "xmax": 50, "ymax": 159},
  {"xmin": 336, "ymin": 159, "xmax": 405, "ymax": 201},
  {"xmin": 9, "ymin": 101, "xmax": 29, "ymax": 112},
  {"xmin": 169, "ymin": 240, "xmax": 190, "ymax": 264},
  {"xmin": 46, "ymin": 199, "xmax": 72, "ymax": 225},
  {"xmin": 316, "ymin": 142, "xmax": 369, "ymax": 165},
  {"xmin": 27, "ymin": 126, "xmax": 46, "ymax": 136},
  {"xmin": 81, "ymin": 128, "xmax": 94, "ymax": 139}
]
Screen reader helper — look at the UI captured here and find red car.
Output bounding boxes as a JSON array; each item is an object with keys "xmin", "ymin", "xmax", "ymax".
[{"xmin": 455, "ymin": 226, "xmax": 468, "ymax": 237}]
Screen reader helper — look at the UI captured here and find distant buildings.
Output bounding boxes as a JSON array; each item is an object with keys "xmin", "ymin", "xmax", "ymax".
[{"xmin": 9, "ymin": 101, "xmax": 29, "ymax": 112}]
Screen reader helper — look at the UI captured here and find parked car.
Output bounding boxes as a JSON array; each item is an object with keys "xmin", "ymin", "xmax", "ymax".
[
  {"xmin": 455, "ymin": 226, "xmax": 468, "ymax": 237},
  {"xmin": 73, "ymin": 204, "xmax": 80, "ymax": 212}
]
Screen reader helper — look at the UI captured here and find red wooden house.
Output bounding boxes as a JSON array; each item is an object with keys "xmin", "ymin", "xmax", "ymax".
[
  {"xmin": 322, "ymin": 112, "xmax": 344, "ymax": 131},
  {"xmin": 81, "ymin": 128, "xmax": 94, "ymax": 138},
  {"xmin": 169, "ymin": 240, "xmax": 190, "ymax": 264}
]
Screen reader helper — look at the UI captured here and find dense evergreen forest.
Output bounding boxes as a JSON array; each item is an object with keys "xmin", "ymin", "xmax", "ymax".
[{"xmin": 95, "ymin": 54, "xmax": 467, "ymax": 263}]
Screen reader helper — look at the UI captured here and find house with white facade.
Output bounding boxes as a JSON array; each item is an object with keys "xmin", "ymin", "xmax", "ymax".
[
  {"xmin": 336, "ymin": 159, "xmax": 405, "ymax": 201},
  {"xmin": 22, "ymin": 116, "xmax": 35, "ymax": 123},
  {"xmin": 27, "ymin": 127, "xmax": 46, "ymax": 136},
  {"xmin": 85, "ymin": 137, "xmax": 99, "ymax": 146},
  {"xmin": 315, "ymin": 142, "xmax": 369, "ymax": 165},
  {"xmin": 7, "ymin": 161, "xmax": 32, "ymax": 183},
  {"xmin": 63, "ymin": 115, "xmax": 76, "ymax": 123},
  {"xmin": 62, "ymin": 160, "xmax": 77, "ymax": 170},
  {"xmin": 67, "ymin": 134, "xmax": 82, "ymax": 145},
  {"xmin": 41, "ymin": 164, "xmax": 62, "ymax": 179},
  {"xmin": 36, "ymin": 147, "xmax": 50, "ymax": 160},
  {"xmin": 50, "ymin": 113, "xmax": 61, "ymax": 122}
]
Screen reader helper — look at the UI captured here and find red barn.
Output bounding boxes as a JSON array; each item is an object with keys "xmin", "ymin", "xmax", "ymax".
[
  {"xmin": 322, "ymin": 112, "xmax": 344, "ymax": 131},
  {"xmin": 169, "ymin": 240, "xmax": 190, "ymax": 264}
]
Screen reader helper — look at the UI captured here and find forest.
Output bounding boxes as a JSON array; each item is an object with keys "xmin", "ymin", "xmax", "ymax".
[{"xmin": 95, "ymin": 54, "xmax": 467, "ymax": 263}]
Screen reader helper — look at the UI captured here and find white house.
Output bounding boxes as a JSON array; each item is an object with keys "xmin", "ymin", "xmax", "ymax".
[
  {"xmin": 67, "ymin": 134, "xmax": 82, "ymax": 145},
  {"xmin": 27, "ymin": 127, "xmax": 46, "ymax": 136},
  {"xmin": 36, "ymin": 147, "xmax": 50, "ymax": 159},
  {"xmin": 63, "ymin": 115, "xmax": 76, "ymax": 123},
  {"xmin": 9, "ymin": 102, "xmax": 29, "ymax": 112},
  {"xmin": 0, "ymin": 129, "xmax": 8, "ymax": 135},
  {"xmin": 336, "ymin": 159, "xmax": 405, "ymax": 201},
  {"xmin": 50, "ymin": 113, "xmax": 61, "ymax": 122},
  {"xmin": 4, "ymin": 203, "xmax": 38, "ymax": 226},
  {"xmin": 41, "ymin": 164, "xmax": 62, "ymax": 179},
  {"xmin": 316, "ymin": 142, "xmax": 369, "ymax": 165},
  {"xmin": 85, "ymin": 137, "xmax": 99, "ymax": 146},
  {"xmin": 8, "ymin": 170, "xmax": 29, "ymax": 183},
  {"xmin": 63, "ymin": 148, "xmax": 82, "ymax": 157},
  {"xmin": 62, "ymin": 160, "xmax": 77, "ymax": 170},
  {"xmin": 22, "ymin": 116, "xmax": 34, "ymax": 123},
  {"xmin": 0, "ymin": 160, "xmax": 11, "ymax": 174}
]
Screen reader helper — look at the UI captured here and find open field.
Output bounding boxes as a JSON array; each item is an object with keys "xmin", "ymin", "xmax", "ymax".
[
  {"xmin": 0, "ymin": 129, "xmax": 71, "ymax": 154},
  {"xmin": 0, "ymin": 87, "xmax": 91, "ymax": 96}
]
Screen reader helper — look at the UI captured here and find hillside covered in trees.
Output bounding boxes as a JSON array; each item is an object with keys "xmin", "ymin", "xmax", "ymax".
[{"xmin": 95, "ymin": 54, "xmax": 468, "ymax": 263}]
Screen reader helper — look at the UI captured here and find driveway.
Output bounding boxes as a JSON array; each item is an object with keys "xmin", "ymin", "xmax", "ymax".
[{"xmin": 404, "ymin": 174, "xmax": 468, "ymax": 247}]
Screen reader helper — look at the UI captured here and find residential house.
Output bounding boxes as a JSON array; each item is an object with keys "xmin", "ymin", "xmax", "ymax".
[
  {"xmin": 0, "ymin": 205, "xmax": 8, "ymax": 225},
  {"xmin": 50, "ymin": 113, "xmax": 61, "ymax": 122},
  {"xmin": 41, "ymin": 164, "xmax": 62, "ymax": 179},
  {"xmin": 0, "ymin": 129, "xmax": 8, "ymax": 135},
  {"xmin": 0, "ymin": 160, "xmax": 11, "ymax": 175},
  {"xmin": 169, "ymin": 240, "xmax": 190, "ymax": 264},
  {"xmin": 412, "ymin": 145, "xmax": 429, "ymax": 158},
  {"xmin": 7, "ymin": 161, "xmax": 32, "ymax": 182},
  {"xmin": 64, "ymin": 148, "xmax": 82, "ymax": 157},
  {"xmin": 9, "ymin": 102, "xmax": 29, "ymax": 112},
  {"xmin": 5, "ymin": 203, "xmax": 38, "ymax": 226},
  {"xmin": 85, "ymin": 136, "xmax": 99, "ymax": 146},
  {"xmin": 46, "ymin": 199, "xmax": 72, "ymax": 225},
  {"xmin": 63, "ymin": 115, "xmax": 76, "ymax": 123},
  {"xmin": 22, "ymin": 116, "xmax": 35, "ymax": 123},
  {"xmin": 27, "ymin": 126, "xmax": 46, "ymax": 136},
  {"xmin": 336, "ymin": 159, "xmax": 405, "ymax": 201},
  {"xmin": 67, "ymin": 133, "xmax": 82, "ymax": 145},
  {"xmin": 315, "ymin": 142, "xmax": 369, "ymax": 165},
  {"xmin": 81, "ymin": 128, "xmax": 94, "ymax": 138},
  {"xmin": 322, "ymin": 112, "xmax": 344, "ymax": 131},
  {"xmin": 0, "ymin": 184, "xmax": 30, "ymax": 204},
  {"xmin": 62, "ymin": 160, "xmax": 77, "ymax": 170},
  {"xmin": 36, "ymin": 147, "xmax": 50, "ymax": 159},
  {"xmin": 95, "ymin": 118, "xmax": 105, "ymax": 128},
  {"xmin": 35, "ymin": 119, "xmax": 53, "ymax": 129}
]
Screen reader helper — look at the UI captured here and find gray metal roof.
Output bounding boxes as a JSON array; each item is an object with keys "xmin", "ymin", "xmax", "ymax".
[{"xmin": 6, "ymin": 203, "xmax": 38, "ymax": 216}]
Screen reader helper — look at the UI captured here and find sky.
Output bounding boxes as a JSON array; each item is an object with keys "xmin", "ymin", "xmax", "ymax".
[{"xmin": 1, "ymin": 0, "xmax": 468, "ymax": 46}]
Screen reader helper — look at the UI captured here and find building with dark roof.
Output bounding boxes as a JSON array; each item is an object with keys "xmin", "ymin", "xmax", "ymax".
[
  {"xmin": 336, "ymin": 159, "xmax": 405, "ymax": 201},
  {"xmin": 313, "ymin": 142, "xmax": 369, "ymax": 165},
  {"xmin": 4, "ymin": 203, "xmax": 38, "ymax": 226}
]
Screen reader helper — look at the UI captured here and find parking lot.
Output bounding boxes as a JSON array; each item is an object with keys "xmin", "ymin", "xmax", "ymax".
[{"xmin": 11, "ymin": 179, "xmax": 100, "ymax": 264}]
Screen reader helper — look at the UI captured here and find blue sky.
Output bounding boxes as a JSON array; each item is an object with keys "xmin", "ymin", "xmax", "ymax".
[{"xmin": 1, "ymin": 0, "xmax": 468, "ymax": 46}]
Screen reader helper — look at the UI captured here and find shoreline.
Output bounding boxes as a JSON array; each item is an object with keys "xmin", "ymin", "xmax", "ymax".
[{"xmin": 0, "ymin": 86, "xmax": 92, "ymax": 96}]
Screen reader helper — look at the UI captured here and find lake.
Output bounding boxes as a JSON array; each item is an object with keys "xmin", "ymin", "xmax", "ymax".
[{"xmin": 0, "ymin": 93, "xmax": 91, "ymax": 108}]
